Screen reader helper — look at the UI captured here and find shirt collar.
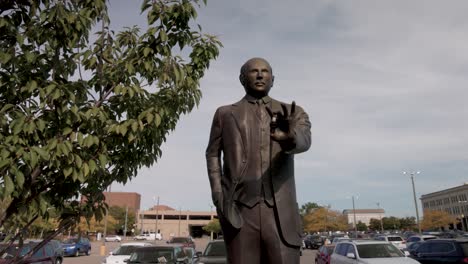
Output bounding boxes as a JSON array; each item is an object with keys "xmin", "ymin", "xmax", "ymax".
[{"xmin": 244, "ymin": 94, "xmax": 272, "ymax": 104}]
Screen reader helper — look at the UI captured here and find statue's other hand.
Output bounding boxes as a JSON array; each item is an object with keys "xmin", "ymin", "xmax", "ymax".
[{"xmin": 266, "ymin": 101, "xmax": 297, "ymax": 143}]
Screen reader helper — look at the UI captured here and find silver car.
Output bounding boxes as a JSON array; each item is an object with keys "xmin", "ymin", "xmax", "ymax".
[{"xmin": 330, "ymin": 240, "xmax": 420, "ymax": 264}]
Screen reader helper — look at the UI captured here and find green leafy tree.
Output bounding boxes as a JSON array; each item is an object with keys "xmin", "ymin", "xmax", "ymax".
[
  {"xmin": 0, "ymin": 0, "xmax": 221, "ymax": 257},
  {"xmin": 368, "ymin": 218, "xmax": 383, "ymax": 231},
  {"xmin": 108, "ymin": 206, "xmax": 136, "ymax": 235},
  {"xmin": 382, "ymin": 216, "xmax": 401, "ymax": 230},
  {"xmin": 300, "ymin": 202, "xmax": 320, "ymax": 216},
  {"xmin": 356, "ymin": 221, "xmax": 368, "ymax": 231},
  {"xmin": 399, "ymin": 216, "xmax": 416, "ymax": 231},
  {"xmin": 203, "ymin": 218, "xmax": 221, "ymax": 234}
]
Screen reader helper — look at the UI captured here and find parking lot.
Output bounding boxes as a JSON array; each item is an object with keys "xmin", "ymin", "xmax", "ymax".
[{"xmin": 62, "ymin": 238, "xmax": 317, "ymax": 264}]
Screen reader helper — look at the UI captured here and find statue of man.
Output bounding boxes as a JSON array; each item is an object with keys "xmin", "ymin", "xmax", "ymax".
[{"xmin": 206, "ymin": 57, "xmax": 311, "ymax": 263}]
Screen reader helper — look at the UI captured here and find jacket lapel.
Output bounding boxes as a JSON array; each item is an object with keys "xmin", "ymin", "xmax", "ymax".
[{"xmin": 231, "ymin": 99, "xmax": 248, "ymax": 158}]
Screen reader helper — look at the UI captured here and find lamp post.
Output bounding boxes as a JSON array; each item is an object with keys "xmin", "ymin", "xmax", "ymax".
[
  {"xmin": 209, "ymin": 205, "xmax": 214, "ymax": 240},
  {"xmin": 403, "ymin": 171, "xmax": 421, "ymax": 234},
  {"xmin": 377, "ymin": 202, "xmax": 384, "ymax": 233},
  {"xmin": 352, "ymin": 195, "xmax": 358, "ymax": 238},
  {"xmin": 153, "ymin": 196, "xmax": 160, "ymax": 237},
  {"xmin": 178, "ymin": 207, "xmax": 182, "ymax": 236}
]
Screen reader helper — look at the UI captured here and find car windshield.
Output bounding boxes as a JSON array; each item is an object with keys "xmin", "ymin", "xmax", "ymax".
[
  {"xmin": 204, "ymin": 242, "xmax": 226, "ymax": 257},
  {"xmin": 357, "ymin": 244, "xmax": 404, "ymax": 258},
  {"xmin": 387, "ymin": 237, "xmax": 402, "ymax": 242},
  {"xmin": 113, "ymin": 246, "xmax": 141, "ymax": 255},
  {"xmin": 63, "ymin": 239, "xmax": 78, "ymax": 244},
  {"xmin": 460, "ymin": 242, "xmax": 468, "ymax": 256},
  {"xmin": 170, "ymin": 238, "xmax": 188, "ymax": 243},
  {"xmin": 129, "ymin": 249, "xmax": 174, "ymax": 262}
]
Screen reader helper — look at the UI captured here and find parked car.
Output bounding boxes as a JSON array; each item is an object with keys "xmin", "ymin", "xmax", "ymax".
[
  {"xmin": 304, "ymin": 235, "xmax": 324, "ymax": 249},
  {"xmin": 0, "ymin": 241, "xmax": 62, "ymax": 264},
  {"xmin": 374, "ymin": 235, "xmax": 406, "ymax": 250},
  {"xmin": 126, "ymin": 245, "xmax": 189, "ymax": 264},
  {"xmin": 409, "ymin": 238, "xmax": 468, "ymax": 264},
  {"xmin": 405, "ymin": 235, "xmax": 437, "ymax": 248},
  {"xmin": 197, "ymin": 239, "xmax": 226, "ymax": 264},
  {"xmin": 167, "ymin": 237, "xmax": 196, "ymax": 249},
  {"xmin": 133, "ymin": 233, "xmax": 162, "ymax": 241},
  {"xmin": 182, "ymin": 246, "xmax": 199, "ymax": 264},
  {"xmin": 105, "ymin": 235, "xmax": 122, "ymax": 242},
  {"xmin": 331, "ymin": 237, "xmax": 351, "ymax": 245},
  {"xmin": 102, "ymin": 242, "xmax": 153, "ymax": 264},
  {"xmin": 62, "ymin": 237, "xmax": 91, "ymax": 257},
  {"xmin": 26, "ymin": 239, "xmax": 63, "ymax": 264},
  {"xmin": 330, "ymin": 240, "xmax": 420, "ymax": 264},
  {"xmin": 405, "ymin": 241, "xmax": 424, "ymax": 255},
  {"xmin": 315, "ymin": 244, "xmax": 335, "ymax": 264}
]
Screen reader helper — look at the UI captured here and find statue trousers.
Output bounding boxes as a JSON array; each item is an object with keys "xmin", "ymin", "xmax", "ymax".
[{"xmin": 219, "ymin": 200, "xmax": 300, "ymax": 264}]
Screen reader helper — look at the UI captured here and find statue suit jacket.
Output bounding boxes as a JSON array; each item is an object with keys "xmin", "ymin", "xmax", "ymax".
[{"xmin": 206, "ymin": 96, "xmax": 311, "ymax": 247}]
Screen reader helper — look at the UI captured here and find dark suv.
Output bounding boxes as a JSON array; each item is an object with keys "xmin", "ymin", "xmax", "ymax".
[
  {"xmin": 409, "ymin": 239, "xmax": 468, "ymax": 264},
  {"xmin": 304, "ymin": 235, "xmax": 324, "ymax": 249}
]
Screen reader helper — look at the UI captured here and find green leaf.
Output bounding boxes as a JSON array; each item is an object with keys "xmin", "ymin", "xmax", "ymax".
[
  {"xmin": 143, "ymin": 47, "xmax": 151, "ymax": 57},
  {"xmin": 32, "ymin": 147, "xmax": 48, "ymax": 159},
  {"xmin": 15, "ymin": 170, "xmax": 25, "ymax": 188},
  {"xmin": 83, "ymin": 163, "xmax": 89, "ymax": 177},
  {"xmin": 63, "ymin": 167, "xmax": 73, "ymax": 177},
  {"xmin": 75, "ymin": 155, "xmax": 83, "ymax": 168},
  {"xmin": 30, "ymin": 151, "xmax": 38, "ymax": 168},
  {"xmin": 77, "ymin": 132, "xmax": 84, "ymax": 146},
  {"xmin": 155, "ymin": 114, "xmax": 161, "ymax": 127},
  {"xmin": 89, "ymin": 159, "xmax": 97, "ymax": 172},
  {"xmin": 4, "ymin": 175, "xmax": 14, "ymax": 196},
  {"xmin": 0, "ymin": 159, "xmax": 9, "ymax": 169},
  {"xmin": 62, "ymin": 127, "xmax": 73, "ymax": 136},
  {"xmin": 36, "ymin": 119, "xmax": 46, "ymax": 132},
  {"xmin": 147, "ymin": 113, "xmax": 154, "ymax": 123},
  {"xmin": 159, "ymin": 29, "xmax": 167, "ymax": 42},
  {"xmin": 0, "ymin": 104, "xmax": 14, "ymax": 114},
  {"xmin": 131, "ymin": 121, "xmax": 138, "ymax": 132},
  {"xmin": 98, "ymin": 154, "xmax": 107, "ymax": 169}
]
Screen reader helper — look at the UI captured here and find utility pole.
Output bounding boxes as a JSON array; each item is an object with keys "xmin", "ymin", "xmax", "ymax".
[
  {"xmin": 123, "ymin": 205, "xmax": 128, "ymax": 241},
  {"xmin": 404, "ymin": 171, "xmax": 422, "ymax": 234},
  {"xmin": 377, "ymin": 202, "xmax": 384, "ymax": 233},
  {"xmin": 352, "ymin": 195, "xmax": 358, "ymax": 238},
  {"xmin": 210, "ymin": 205, "xmax": 214, "ymax": 240},
  {"xmin": 155, "ymin": 196, "xmax": 159, "ymax": 238},
  {"xmin": 178, "ymin": 207, "xmax": 182, "ymax": 236}
]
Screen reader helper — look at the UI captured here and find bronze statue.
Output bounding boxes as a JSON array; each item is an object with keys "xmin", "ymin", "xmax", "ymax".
[{"xmin": 205, "ymin": 57, "xmax": 311, "ymax": 264}]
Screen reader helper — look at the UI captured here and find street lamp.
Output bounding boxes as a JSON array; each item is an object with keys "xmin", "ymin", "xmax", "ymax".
[
  {"xmin": 403, "ymin": 171, "xmax": 422, "ymax": 234},
  {"xmin": 376, "ymin": 202, "xmax": 384, "ymax": 233},
  {"xmin": 153, "ymin": 196, "xmax": 160, "ymax": 238},
  {"xmin": 349, "ymin": 195, "xmax": 359, "ymax": 238}
]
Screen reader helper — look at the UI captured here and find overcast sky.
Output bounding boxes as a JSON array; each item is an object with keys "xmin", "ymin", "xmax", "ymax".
[{"xmin": 108, "ymin": 0, "xmax": 468, "ymax": 217}]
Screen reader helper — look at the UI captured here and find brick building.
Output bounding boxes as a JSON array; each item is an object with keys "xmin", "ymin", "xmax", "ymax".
[{"xmin": 103, "ymin": 192, "xmax": 141, "ymax": 213}]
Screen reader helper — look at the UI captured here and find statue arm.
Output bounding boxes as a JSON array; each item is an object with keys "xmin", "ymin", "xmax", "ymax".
[
  {"xmin": 205, "ymin": 108, "xmax": 224, "ymax": 211},
  {"xmin": 286, "ymin": 105, "xmax": 311, "ymax": 154}
]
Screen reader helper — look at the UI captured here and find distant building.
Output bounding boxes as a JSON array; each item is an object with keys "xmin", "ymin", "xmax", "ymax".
[
  {"xmin": 420, "ymin": 182, "xmax": 468, "ymax": 230},
  {"xmin": 342, "ymin": 209, "xmax": 385, "ymax": 226},
  {"xmin": 103, "ymin": 192, "xmax": 141, "ymax": 213},
  {"xmin": 138, "ymin": 205, "xmax": 217, "ymax": 239}
]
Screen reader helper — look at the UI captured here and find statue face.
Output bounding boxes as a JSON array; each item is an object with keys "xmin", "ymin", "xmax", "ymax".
[{"xmin": 240, "ymin": 58, "xmax": 274, "ymax": 97}]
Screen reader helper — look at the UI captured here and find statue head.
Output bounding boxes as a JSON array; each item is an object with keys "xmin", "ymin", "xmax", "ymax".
[{"xmin": 239, "ymin": 57, "xmax": 275, "ymax": 98}]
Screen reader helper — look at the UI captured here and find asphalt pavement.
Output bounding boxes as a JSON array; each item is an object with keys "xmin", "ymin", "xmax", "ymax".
[{"xmin": 62, "ymin": 238, "xmax": 317, "ymax": 264}]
